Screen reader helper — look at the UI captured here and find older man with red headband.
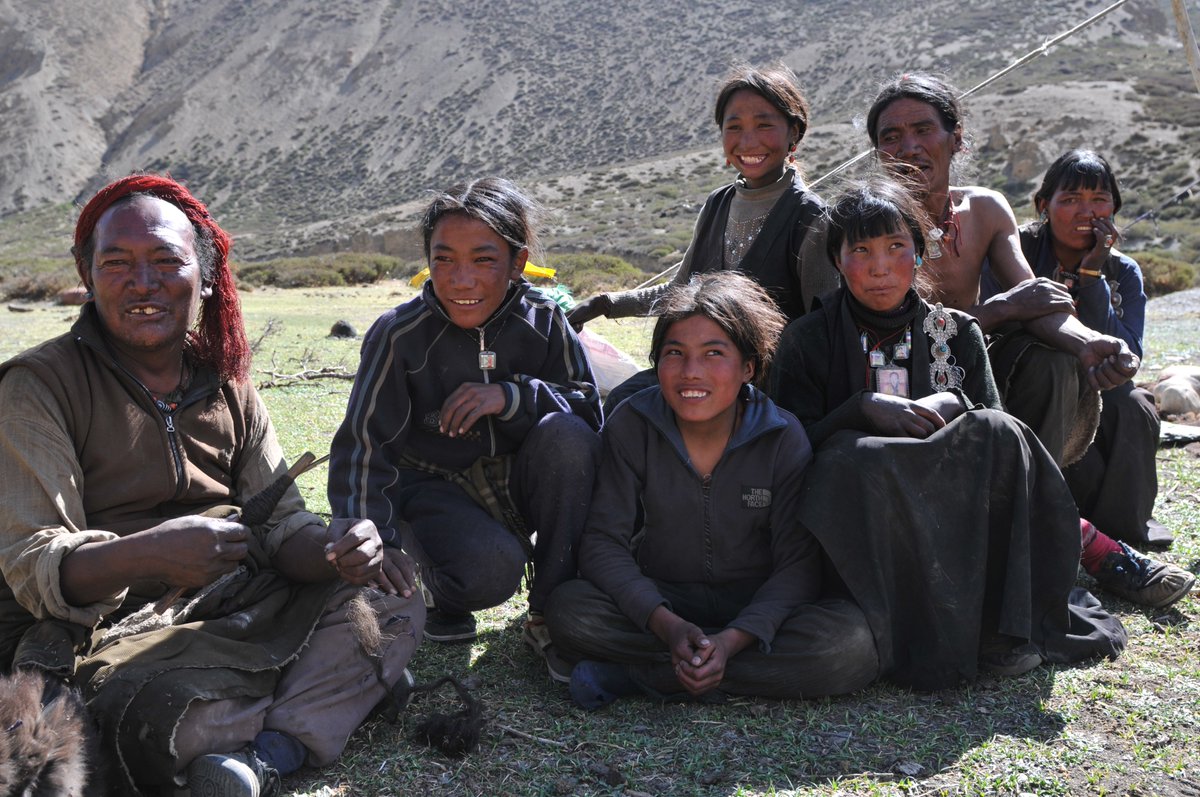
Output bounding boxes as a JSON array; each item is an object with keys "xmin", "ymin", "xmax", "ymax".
[{"xmin": 0, "ymin": 174, "xmax": 424, "ymax": 796}]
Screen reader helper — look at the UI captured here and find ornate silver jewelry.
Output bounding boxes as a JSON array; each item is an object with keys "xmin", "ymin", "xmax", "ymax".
[{"xmin": 923, "ymin": 303, "xmax": 964, "ymax": 391}]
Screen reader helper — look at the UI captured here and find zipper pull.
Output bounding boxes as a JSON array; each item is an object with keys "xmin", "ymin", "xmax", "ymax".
[
  {"xmin": 477, "ymin": 326, "xmax": 496, "ymax": 380},
  {"xmin": 164, "ymin": 413, "xmax": 175, "ymax": 434}
]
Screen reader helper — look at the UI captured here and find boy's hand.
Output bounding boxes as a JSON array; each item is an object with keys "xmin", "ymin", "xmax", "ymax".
[
  {"xmin": 440, "ymin": 383, "xmax": 506, "ymax": 437},
  {"xmin": 674, "ymin": 628, "xmax": 755, "ymax": 695}
]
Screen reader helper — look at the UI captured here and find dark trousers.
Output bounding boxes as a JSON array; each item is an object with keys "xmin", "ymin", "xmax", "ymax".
[
  {"xmin": 544, "ymin": 578, "xmax": 879, "ymax": 699},
  {"xmin": 992, "ymin": 336, "xmax": 1084, "ymax": 467},
  {"xmin": 1064, "ymin": 382, "xmax": 1160, "ymax": 545},
  {"xmin": 394, "ymin": 413, "xmax": 599, "ymax": 615}
]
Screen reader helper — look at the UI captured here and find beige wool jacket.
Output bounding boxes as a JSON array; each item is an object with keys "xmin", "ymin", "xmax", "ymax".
[{"xmin": 0, "ymin": 304, "xmax": 320, "ymax": 632}]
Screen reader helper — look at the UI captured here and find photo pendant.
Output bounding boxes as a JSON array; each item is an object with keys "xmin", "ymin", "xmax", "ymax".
[{"xmin": 876, "ymin": 365, "xmax": 909, "ymax": 398}]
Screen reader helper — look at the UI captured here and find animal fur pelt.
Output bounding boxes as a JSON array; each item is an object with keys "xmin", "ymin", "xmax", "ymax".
[
  {"xmin": 385, "ymin": 675, "xmax": 483, "ymax": 757},
  {"xmin": 0, "ymin": 669, "xmax": 102, "ymax": 796}
]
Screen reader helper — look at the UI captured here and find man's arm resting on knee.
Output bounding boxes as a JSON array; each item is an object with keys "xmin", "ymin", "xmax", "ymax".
[
  {"xmin": 968, "ymin": 197, "xmax": 1074, "ymax": 333},
  {"xmin": 1022, "ymin": 312, "xmax": 1140, "ymax": 390}
]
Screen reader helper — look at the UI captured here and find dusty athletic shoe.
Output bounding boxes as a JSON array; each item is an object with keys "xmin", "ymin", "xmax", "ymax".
[
  {"xmin": 522, "ymin": 614, "xmax": 572, "ymax": 684},
  {"xmin": 1094, "ymin": 542, "xmax": 1197, "ymax": 609},
  {"xmin": 980, "ymin": 644, "xmax": 1043, "ymax": 677},
  {"xmin": 187, "ymin": 747, "xmax": 280, "ymax": 797},
  {"xmin": 423, "ymin": 609, "xmax": 477, "ymax": 642},
  {"xmin": 569, "ymin": 660, "xmax": 642, "ymax": 710}
]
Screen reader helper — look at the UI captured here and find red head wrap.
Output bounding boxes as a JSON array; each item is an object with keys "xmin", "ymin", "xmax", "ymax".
[{"xmin": 73, "ymin": 174, "xmax": 251, "ymax": 383}]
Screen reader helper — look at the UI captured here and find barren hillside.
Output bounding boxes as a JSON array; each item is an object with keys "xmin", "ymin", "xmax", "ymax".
[{"xmin": 0, "ymin": 0, "xmax": 1196, "ymax": 263}]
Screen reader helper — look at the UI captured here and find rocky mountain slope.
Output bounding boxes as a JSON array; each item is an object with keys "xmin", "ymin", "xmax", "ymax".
[{"xmin": 0, "ymin": 0, "xmax": 1196, "ymax": 263}]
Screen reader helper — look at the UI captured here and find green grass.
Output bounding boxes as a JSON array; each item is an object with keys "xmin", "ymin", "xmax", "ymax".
[{"xmin": 0, "ymin": 283, "xmax": 1196, "ymax": 796}]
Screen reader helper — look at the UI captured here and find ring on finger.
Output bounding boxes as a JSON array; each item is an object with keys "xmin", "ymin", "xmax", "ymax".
[{"xmin": 1103, "ymin": 235, "xmax": 1114, "ymax": 247}]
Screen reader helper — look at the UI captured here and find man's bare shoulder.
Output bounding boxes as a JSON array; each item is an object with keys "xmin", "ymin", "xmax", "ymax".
[{"xmin": 953, "ymin": 185, "xmax": 1017, "ymax": 221}]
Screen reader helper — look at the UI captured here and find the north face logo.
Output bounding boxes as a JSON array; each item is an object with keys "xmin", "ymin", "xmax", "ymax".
[{"xmin": 742, "ymin": 487, "xmax": 771, "ymax": 509}]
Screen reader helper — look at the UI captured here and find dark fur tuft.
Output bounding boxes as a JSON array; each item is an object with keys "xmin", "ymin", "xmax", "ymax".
[
  {"xmin": 378, "ymin": 675, "xmax": 484, "ymax": 757},
  {"xmin": 0, "ymin": 670, "xmax": 102, "ymax": 797}
]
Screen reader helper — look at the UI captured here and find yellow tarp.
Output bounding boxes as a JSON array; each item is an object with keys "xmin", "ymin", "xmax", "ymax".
[{"xmin": 409, "ymin": 262, "xmax": 556, "ymax": 287}]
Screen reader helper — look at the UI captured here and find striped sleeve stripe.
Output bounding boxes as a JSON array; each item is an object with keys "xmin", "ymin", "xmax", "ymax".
[{"xmin": 343, "ymin": 305, "xmax": 431, "ymax": 518}]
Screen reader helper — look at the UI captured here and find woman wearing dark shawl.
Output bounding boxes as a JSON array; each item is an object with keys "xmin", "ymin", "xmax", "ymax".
[{"xmin": 769, "ymin": 180, "xmax": 1127, "ymax": 690}]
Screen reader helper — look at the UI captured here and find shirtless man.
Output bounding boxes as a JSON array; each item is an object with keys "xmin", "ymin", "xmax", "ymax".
[
  {"xmin": 862, "ymin": 75, "xmax": 1194, "ymax": 611},
  {"xmin": 865, "ymin": 73, "xmax": 1138, "ymax": 464}
]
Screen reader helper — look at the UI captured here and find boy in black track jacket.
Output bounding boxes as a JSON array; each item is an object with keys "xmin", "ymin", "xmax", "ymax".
[{"xmin": 329, "ymin": 178, "xmax": 601, "ymax": 672}]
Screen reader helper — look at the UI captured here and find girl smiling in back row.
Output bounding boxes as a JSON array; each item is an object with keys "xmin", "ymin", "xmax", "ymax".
[{"xmin": 569, "ymin": 62, "xmax": 836, "ymax": 330}]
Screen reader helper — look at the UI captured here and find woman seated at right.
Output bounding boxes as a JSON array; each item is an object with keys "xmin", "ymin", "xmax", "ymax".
[
  {"xmin": 980, "ymin": 150, "xmax": 1193, "ymax": 603},
  {"xmin": 768, "ymin": 180, "xmax": 1143, "ymax": 689}
]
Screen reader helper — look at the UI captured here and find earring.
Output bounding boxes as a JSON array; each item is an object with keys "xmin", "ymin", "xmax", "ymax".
[
  {"xmin": 1038, "ymin": 209, "xmax": 1048, "ymax": 224},
  {"xmin": 84, "ymin": 289, "xmax": 94, "ymax": 300},
  {"xmin": 915, "ymin": 255, "xmax": 923, "ymax": 268}
]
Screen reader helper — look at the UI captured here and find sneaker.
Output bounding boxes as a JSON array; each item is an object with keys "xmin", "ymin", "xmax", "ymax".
[
  {"xmin": 1094, "ymin": 541, "xmax": 1197, "ymax": 609},
  {"xmin": 423, "ymin": 609, "xmax": 477, "ymax": 642},
  {"xmin": 373, "ymin": 667, "xmax": 417, "ymax": 723},
  {"xmin": 522, "ymin": 615, "xmax": 572, "ymax": 684},
  {"xmin": 980, "ymin": 643, "xmax": 1043, "ymax": 677},
  {"xmin": 250, "ymin": 730, "xmax": 305, "ymax": 777},
  {"xmin": 396, "ymin": 667, "xmax": 416, "ymax": 710},
  {"xmin": 187, "ymin": 748, "xmax": 280, "ymax": 797},
  {"xmin": 568, "ymin": 660, "xmax": 642, "ymax": 710}
]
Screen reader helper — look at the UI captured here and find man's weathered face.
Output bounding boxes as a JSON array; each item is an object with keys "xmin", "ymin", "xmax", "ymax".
[
  {"xmin": 82, "ymin": 196, "xmax": 210, "ymax": 362},
  {"xmin": 873, "ymin": 98, "xmax": 961, "ymax": 198}
]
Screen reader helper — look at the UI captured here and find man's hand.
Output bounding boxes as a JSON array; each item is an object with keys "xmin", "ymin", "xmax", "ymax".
[
  {"xmin": 990, "ymin": 277, "xmax": 1076, "ymax": 323},
  {"xmin": 148, "ymin": 514, "xmax": 251, "ymax": 588},
  {"xmin": 646, "ymin": 607, "xmax": 757, "ymax": 696},
  {"xmin": 61, "ymin": 514, "xmax": 252, "ymax": 606},
  {"xmin": 861, "ymin": 393, "xmax": 949, "ymax": 439},
  {"xmin": 324, "ymin": 519, "xmax": 385, "ymax": 586},
  {"xmin": 662, "ymin": 617, "xmax": 716, "ymax": 696},
  {"xmin": 648, "ymin": 606, "xmax": 714, "ymax": 694},
  {"xmin": 378, "ymin": 548, "xmax": 418, "ymax": 598},
  {"xmin": 1077, "ymin": 335, "xmax": 1139, "ymax": 391},
  {"xmin": 566, "ymin": 294, "xmax": 613, "ymax": 331},
  {"xmin": 439, "ymin": 383, "xmax": 507, "ymax": 437}
]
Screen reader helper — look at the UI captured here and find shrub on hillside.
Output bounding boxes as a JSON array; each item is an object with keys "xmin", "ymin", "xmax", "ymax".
[
  {"xmin": 0, "ymin": 259, "xmax": 78, "ymax": 301},
  {"xmin": 236, "ymin": 253, "xmax": 400, "ymax": 289},
  {"xmin": 1135, "ymin": 249, "xmax": 1197, "ymax": 297},
  {"xmin": 545, "ymin": 252, "xmax": 645, "ymax": 297}
]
